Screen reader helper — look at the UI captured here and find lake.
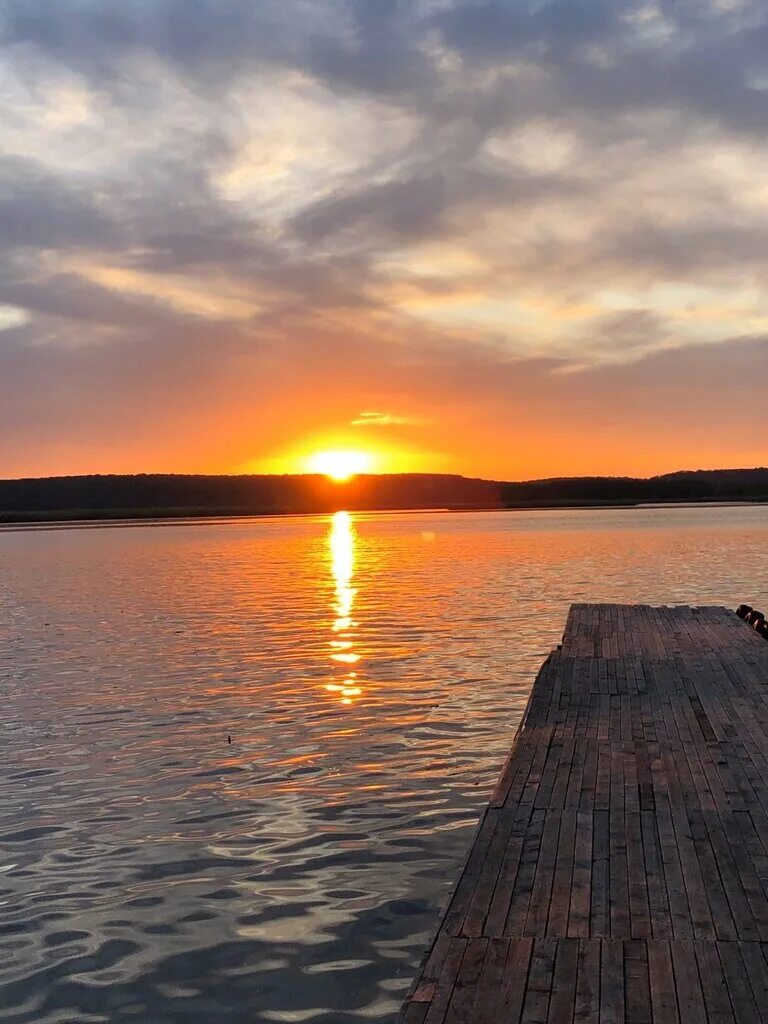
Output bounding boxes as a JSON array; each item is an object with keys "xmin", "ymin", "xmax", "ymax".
[{"xmin": 1, "ymin": 505, "xmax": 767, "ymax": 1023}]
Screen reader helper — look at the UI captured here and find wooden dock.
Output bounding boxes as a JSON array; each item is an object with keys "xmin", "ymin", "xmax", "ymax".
[{"xmin": 399, "ymin": 604, "xmax": 768, "ymax": 1023}]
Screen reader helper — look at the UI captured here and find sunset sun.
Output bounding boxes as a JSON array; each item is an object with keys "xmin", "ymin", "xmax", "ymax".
[{"xmin": 307, "ymin": 449, "xmax": 373, "ymax": 482}]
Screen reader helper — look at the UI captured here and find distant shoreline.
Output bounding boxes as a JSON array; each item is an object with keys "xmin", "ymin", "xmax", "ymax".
[
  {"xmin": 2, "ymin": 469, "xmax": 767, "ymax": 528},
  {"xmin": 1, "ymin": 496, "xmax": 766, "ymax": 530}
]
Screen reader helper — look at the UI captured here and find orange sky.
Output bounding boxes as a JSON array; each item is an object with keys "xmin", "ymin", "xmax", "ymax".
[{"xmin": 0, "ymin": 1, "xmax": 767, "ymax": 481}]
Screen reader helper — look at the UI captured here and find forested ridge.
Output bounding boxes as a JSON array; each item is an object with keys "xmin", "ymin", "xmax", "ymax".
[{"xmin": 1, "ymin": 468, "xmax": 766, "ymax": 522}]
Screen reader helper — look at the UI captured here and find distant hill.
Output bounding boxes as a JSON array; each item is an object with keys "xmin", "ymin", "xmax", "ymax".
[
  {"xmin": 0, "ymin": 468, "xmax": 767, "ymax": 522},
  {"xmin": 502, "ymin": 468, "xmax": 768, "ymax": 505}
]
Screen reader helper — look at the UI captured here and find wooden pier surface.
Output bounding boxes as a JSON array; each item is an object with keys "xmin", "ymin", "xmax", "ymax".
[{"xmin": 399, "ymin": 604, "xmax": 768, "ymax": 1023}]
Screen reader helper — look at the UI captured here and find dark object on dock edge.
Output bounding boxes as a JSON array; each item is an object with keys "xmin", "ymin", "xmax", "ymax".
[{"xmin": 737, "ymin": 603, "xmax": 768, "ymax": 641}]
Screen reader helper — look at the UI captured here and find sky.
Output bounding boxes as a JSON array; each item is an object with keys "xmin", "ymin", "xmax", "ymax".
[{"xmin": 1, "ymin": 0, "xmax": 767, "ymax": 481}]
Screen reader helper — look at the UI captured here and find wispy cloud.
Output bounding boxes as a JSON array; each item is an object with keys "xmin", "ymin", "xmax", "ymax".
[{"xmin": 350, "ymin": 411, "xmax": 425, "ymax": 427}]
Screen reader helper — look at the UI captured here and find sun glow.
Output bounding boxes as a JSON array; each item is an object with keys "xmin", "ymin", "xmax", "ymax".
[{"xmin": 307, "ymin": 449, "xmax": 373, "ymax": 482}]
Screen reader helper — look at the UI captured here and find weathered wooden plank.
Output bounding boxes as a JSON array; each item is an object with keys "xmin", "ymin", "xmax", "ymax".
[
  {"xmin": 590, "ymin": 808, "xmax": 610, "ymax": 937},
  {"xmin": 648, "ymin": 940, "xmax": 679, "ymax": 1024},
  {"xmin": 599, "ymin": 938, "xmax": 624, "ymax": 1023},
  {"xmin": 695, "ymin": 941, "xmax": 735, "ymax": 1024},
  {"xmin": 547, "ymin": 809, "xmax": 577, "ymax": 936},
  {"xmin": 546, "ymin": 939, "xmax": 578, "ymax": 1023},
  {"xmin": 444, "ymin": 939, "xmax": 488, "ymax": 1024},
  {"xmin": 469, "ymin": 938, "xmax": 509, "ymax": 1024},
  {"xmin": 625, "ymin": 939, "xmax": 652, "ymax": 1024},
  {"xmin": 524, "ymin": 810, "xmax": 561, "ymax": 938},
  {"xmin": 573, "ymin": 939, "xmax": 600, "ymax": 1024},
  {"xmin": 567, "ymin": 810, "xmax": 592, "ymax": 938},
  {"xmin": 402, "ymin": 1002, "xmax": 429, "ymax": 1024},
  {"xmin": 495, "ymin": 938, "xmax": 534, "ymax": 1024},
  {"xmin": 481, "ymin": 803, "xmax": 532, "ymax": 937},
  {"xmin": 504, "ymin": 809, "xmax": 546, "ymax": 936},
  {"xmin": 718, "ymin": 941, "xmax": 761, "ymax": 1024},
  {"xmin": 423, "ymin": 938, "xmax": 467, "ymax": 1024},
  {"xmin": 463, "ymin": 805, "xmax": 521, "ymax": 936},
  {"xmin": 521, "ymin": 938, "xmax": 556, "ymax": 1024},
  {"xmin": 669, "ymin": 939, "xmax": 707, "ymax": 1024},
  {"xmin": 739, "ymin": 941, "xmax": 768, "ymax": 1013},
  {"xmin": 442, "ymin": 810, "xmax": 501, "ymax": 937}
]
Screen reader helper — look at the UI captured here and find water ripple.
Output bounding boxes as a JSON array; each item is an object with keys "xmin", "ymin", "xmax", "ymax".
[{"xmin": 1, "ymin": 505, "xmax": 767, "ymax": 1021}]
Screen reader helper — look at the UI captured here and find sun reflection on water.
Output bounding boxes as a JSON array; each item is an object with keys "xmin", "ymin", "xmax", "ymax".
[{"xmin": 327, "ymin": 511, "xmax": 363, "ymax": 705}]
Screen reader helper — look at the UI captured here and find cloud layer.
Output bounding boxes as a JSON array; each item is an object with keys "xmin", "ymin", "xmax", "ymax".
[{"xmin": 1, "ymin": 0, "xmax": 766, "ymax": 477}]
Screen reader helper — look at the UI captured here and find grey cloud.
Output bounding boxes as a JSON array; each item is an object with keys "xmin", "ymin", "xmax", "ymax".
[
  {"xmin": 0, "ymin": 0, "xmax": 430, "ymax": 99},
  {"xmin": 0, "ymin": 273, "xmax": 216, "ymax": 330},
  {"xmin": 136, "ymin": 226, "xmax": 271, "ymax": 273},
  {"xmin": 592, "ymin": 221, "xmax": 768, "ymax": 278},
  {"xmin": 436, "ymin": 0, "xmax": 768, "ymax": 136},
  {"xmin": 307, "ymin": 0, "xmax": 434, "ymax": 97},
  {"xmin": 292, "ymin": 175, "xmax": 449, "ymax": 244},
  {"xmin": 538, "ymin": 44, "xmax": 768, "ymax": 136},
  {"xmin": 579, "ymin": 309, "xmax": 669, "ymax": 360},
  {"xmin": 134, "ymin": 229, "xmax": 378, "ymax": 316},
  {"xmin": 5, "ymin": 0, "xmax": 768, "ymax": 133},
  {"xmin": 0, "ymin": 158, "xmax": 119, "ymax": 248},
  {"xmin": 1, "ymin": 1, "xmax": 287, "ymax": 83},
  {"xmin": 595, "ymin": 333, "xmax": 768, "ymax": 391},
  {"xmin": 290, "ymin": 164, "xmax": 579, "ymax": 248},
  {"xmin": 438, "ymin": 0, "xmax": 620, "ymax": 63}
]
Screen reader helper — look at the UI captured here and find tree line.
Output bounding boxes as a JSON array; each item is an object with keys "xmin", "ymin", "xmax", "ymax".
[{"xmin": 0, "ymin": 468, "xmax": 766, "ymax": 522}]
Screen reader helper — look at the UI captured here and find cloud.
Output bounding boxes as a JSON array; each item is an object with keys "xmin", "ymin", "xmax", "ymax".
[
  {"xmin": 0, "ymin": 304, "xmax": 29, "ymax": 331},
  {"xmin": 0, "ymin": 157, "xmax": 119, "ymax": 249},
  {"xmin": 0, "ymin": 0, "xmax": 766, "ymax": 477},
  {"xmin": 350, "ymin": 411, "xmax": 425, "ymax": 427},
  {"xmin": 438, "ymin": 0, "xmax": 621, "ymax": 64}
]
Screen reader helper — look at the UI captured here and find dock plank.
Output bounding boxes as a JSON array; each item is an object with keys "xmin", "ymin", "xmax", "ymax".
[{"xmin": 398, "ymin": 604, "xmax": 768, "ymax": 1023}]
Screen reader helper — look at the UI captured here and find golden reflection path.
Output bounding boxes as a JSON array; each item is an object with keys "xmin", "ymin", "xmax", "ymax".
[{"xmin": 326, "ymin": 511, "xmax": 363, "ymax": 706}]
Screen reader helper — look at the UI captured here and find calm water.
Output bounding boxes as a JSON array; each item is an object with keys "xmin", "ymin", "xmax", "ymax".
[{"xmin": 1, "ymin": 505, "xmax": 767, "ymax": 1023}]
